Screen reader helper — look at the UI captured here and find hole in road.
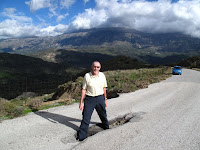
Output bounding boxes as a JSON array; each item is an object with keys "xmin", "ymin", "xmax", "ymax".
[{"xmin": 87, "ymin": 112, "xmax": 144, "ymax": 137}]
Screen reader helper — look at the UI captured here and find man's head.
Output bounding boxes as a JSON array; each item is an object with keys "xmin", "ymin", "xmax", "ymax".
[{"xmin": 91, "ymin": 61, "xmax": 101, "ymax": 76}]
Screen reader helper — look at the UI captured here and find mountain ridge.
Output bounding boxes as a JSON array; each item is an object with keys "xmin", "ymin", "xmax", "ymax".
[{"xmin": 1, "ymin": 27, "xmax": 200, "ymax": 64}]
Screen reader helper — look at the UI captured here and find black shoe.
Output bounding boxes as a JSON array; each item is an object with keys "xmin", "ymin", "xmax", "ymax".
[
  {"xmin": 76, "ymin": 137, "xmax": 85, "ymax": 141},
  {"xmin": 96, "ymin": 123, "xmax": 109, "ymax": 130}
]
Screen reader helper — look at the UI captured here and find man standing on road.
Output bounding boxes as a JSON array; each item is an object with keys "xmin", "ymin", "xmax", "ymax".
[{"xmin": 77, "ymin": 61, "xmax": 109, "ymax": 141}]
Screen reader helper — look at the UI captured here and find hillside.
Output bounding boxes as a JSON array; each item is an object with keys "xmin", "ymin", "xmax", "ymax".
[
  {"xmin": 1, "ymin": 28, "xmax": 200, "ymax": 65},
  {"xmin": 0, "ymin": 53, "xmax": 149, "ymax": 99},
  {"xmin": 33, "ymin": 49, "xmax": 114, "ymax": 68},
  {"xmin": 177, "ymin": 55, "xmax": 200, "ymax": 68},
  {"xmin": 0, "ymin": 53, "xmax": 80, "ymax": 99},
  {"xmin": 101, "ymin": 55, "xmax": 150, "ymax": 71}
]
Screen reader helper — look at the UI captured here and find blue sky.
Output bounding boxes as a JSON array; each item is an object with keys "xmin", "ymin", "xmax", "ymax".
[{"xmin": 0, "ymin": 0, "xmax": 200, "ymax": 39}]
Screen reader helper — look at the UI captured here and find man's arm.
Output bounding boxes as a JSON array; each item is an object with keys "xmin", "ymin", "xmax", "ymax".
[
  {"xmin": 79, "ymin": 89, "xmax": 86, "ymax": 111},
  {"xmin": 103, "ymin": 87, "xmax": 108, "ymax": 107}
]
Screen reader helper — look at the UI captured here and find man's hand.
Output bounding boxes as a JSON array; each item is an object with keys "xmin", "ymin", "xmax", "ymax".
[
  {"xmin": 79, "ymin": 102, "xmax": 83, "ymax": 111},
  {"xmin": 105, "ymin": 99, "xmax": 108, "ymax": 107}
]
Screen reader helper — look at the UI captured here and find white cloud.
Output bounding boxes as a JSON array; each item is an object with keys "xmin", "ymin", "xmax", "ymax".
[
  {"xmin": 84, "ymin": 0, "xmax": 90, "ymax": 4},
  {"xmin": 0, "ymin": 8, "xmax": 68, "ymax": 39},
  {"xmin": 25, "ymin": 0, "xmax": 52, "ymax": 12},
  {"xmin": 0, "ymin": 8, "xmax": 35, "ymax": 39},
  {"xmin": 70, "ymin": 0, "xmax": 200, "ymax": 38},
  {"xmin": 70, "ymin": 8, "xmax": 107, "ymax": 29},
  {"xmin": 2, "ymin": 0, "xmax": 200, "ymax": 39},
  {"xmin": 3, "ymin": 8, "xmax": 32, "ymax": 23},
  {"xmin": 25, "ymin": 0, "xmax": 72, "ymax": 22},
  {"xmin": 26, "ymin": 0, "xmax": 77, "ymax": 12},
  {"xmin": 4, "ymin": 8, "xmax": 16, "ymax": 14},
  {"xmin": 0, "ymin": 19, "xmax": 68, "ymax": 39},
  {"xmin": 0, "ymin": 19, "xmax": 37, "ymax": 39},
  {"xmin": 56, "ymin": 13, "xmax": 69, "ymax": 22},
  {"xmin": 60, "ymin": 0, "xmax": 76, "ymax": 9},
  {"xmin": 39, "ymin": 24, "xmax": 69, "ymax": 36}
]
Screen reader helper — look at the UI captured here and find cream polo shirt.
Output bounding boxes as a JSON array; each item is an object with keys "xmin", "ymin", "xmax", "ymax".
[{"xmin": 82, "ymin": 72, "xmax": 107, "ymax": 97}]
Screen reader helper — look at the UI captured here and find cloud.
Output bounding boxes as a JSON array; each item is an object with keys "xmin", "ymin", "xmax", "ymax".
[
  {"xmin": 0, "ymin": 8, "xmax": 35, "ymax": 39},
  {"xmin": 2, "ymin": 8, "xmax": 32, "ymax": 23},
  {"xmin": 25, "ymin": 0, "xmax": 52, "ymax": 12},
  {"xmin": 26, "ymin": 0, "xmax": 76, "ymax": 12},
  {"xmin": 25, "ymin": 0, "xmax": 72, "ymax": 23},
  {"xmin": 0, "ymin": 8, "xmax": 68, "ymax": 39},
  {"xmin": 2, "ymin": 0, "xmax": 200, "ymax": 39},
  {"xmin": 0, "ymin": 19, "xmax": 37, "ymax": 39},
  {"xmin": 4, "ymin": 8, "xmax": 16, "ymax": 14},
  {"xmin": 70, "ymin": 8, "xmax": 107, "ymax": 29},
  {"xmin": 61, "ymin": 0, "xmax": 76, "ymax": 9},
  {"xmin": 0, "ymin": 19, "xmax": 68, "ymax": 39},
  {"xmin": 84, "ymin": 0, "xmax": 90, "ymax": 4},
  {"xmin": 39, "ymin": 24, "xmax": 69, "ymax": 36},
  {"xmin": 56, "ymin": 13, "xmax": 69, "ymax": 22},
  {"xmin": 48, "ymin": 8, "xmax": 69, "ymax": 22},
  {"xmin": 70, "ymin": 0, "xmax": 200, "ymax": 38}
]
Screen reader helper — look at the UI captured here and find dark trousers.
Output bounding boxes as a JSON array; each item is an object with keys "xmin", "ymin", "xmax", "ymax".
[{"xmin": 77, "ymin": 95, "xmax": 109, "ymax": 140}]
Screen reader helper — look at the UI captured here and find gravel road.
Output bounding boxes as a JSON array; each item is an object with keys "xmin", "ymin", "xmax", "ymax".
[{"xmin": 1, "ymin": 69, "xmax": 200, "ymax": 150}]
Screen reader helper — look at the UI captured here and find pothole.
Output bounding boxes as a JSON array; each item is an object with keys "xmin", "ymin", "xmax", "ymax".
[{"xmin": 87, "ymin": 112, "xmax": 145, "ymax": 137}]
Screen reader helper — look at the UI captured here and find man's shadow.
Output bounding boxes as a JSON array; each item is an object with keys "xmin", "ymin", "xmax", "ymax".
[{"xmin": 34, "ymin": 111, "xmax": 98, "ymax": 131}]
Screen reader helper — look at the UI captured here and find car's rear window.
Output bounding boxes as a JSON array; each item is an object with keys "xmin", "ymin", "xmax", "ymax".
[{"xmin": 174, "ymin": 66, "xmax": 181, "ymax": 69}]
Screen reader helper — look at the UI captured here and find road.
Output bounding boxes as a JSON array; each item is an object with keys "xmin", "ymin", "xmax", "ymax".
[{"xmin": 1, "ymin": 69, "xmax": 200, "ymax": 150}]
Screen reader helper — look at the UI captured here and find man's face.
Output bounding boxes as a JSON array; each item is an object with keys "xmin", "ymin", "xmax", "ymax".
[{"xmin": 91, "ymin": 62, "xmax": 101, "ymax": 75}]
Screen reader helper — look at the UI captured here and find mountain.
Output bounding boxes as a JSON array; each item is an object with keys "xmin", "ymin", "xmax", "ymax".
[{"xmin": 1, "ymin": 27, "xmax": 200, "ymax": 64}]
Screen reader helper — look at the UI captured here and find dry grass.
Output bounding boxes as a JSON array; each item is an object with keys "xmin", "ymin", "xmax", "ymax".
[
  {"xmin": 27, "ymin": 98, "xmax": 43, "ymax": 110},
  {"xmin": 105, "ymin": 67, "xmax": 171, "ymax": 94},
  {"xmin": 192, "ymin": 68, "xmax": 200, "ymax": 71}
]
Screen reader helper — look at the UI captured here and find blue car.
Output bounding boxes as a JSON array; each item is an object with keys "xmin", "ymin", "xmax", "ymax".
[{"xmin": 172, "ymin": 66, "xmax": 182, "ymax": 75}]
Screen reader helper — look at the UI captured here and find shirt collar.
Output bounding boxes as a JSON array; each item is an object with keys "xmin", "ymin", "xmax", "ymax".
[{"xmin": 89, "ymin": 71, "xmax": 100, "ymax": 78}]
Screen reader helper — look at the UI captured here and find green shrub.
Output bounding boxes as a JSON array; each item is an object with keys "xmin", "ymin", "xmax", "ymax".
[
  {"xmin": 8, "ymin": 106, "xmax": 24, "ymax": 117},
  {"xmin": 0, "ymin": 99, "xmax": 24, "ymax": 118},
  {"xmin": 0, "ymin": 98, "xmax": 7, "ymax": 116}
]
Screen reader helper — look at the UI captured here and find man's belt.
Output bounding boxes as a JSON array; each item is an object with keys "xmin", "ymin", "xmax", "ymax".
[{"xmin": 86, "ymin": 94, "xmax": 103, "ymax": 98}]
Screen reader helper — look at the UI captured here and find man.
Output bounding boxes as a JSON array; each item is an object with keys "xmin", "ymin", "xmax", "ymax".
[{"xmin": 77, "ymin": 61, "xmax": 109, "ymax": 141}]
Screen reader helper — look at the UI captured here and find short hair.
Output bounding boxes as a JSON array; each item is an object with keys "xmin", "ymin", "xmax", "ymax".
[{"xmin": 91, "ymin": 61, "xmax": 101, "ymax": 67}]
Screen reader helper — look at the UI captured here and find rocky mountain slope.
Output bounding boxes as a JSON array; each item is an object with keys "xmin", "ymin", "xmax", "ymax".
[{"xmin": 1, "ymin": 27, "xmax": 200, "ymax": 64}]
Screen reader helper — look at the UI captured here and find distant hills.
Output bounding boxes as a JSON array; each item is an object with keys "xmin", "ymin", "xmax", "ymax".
[
  {"xmin": 0, "ymin": 53, "xmax": 71, "ymax": 79},
  {"xmin": 42, "ymin": 49, "xmax": 114, "ymax": 68},
  {"xmin": 101, "ymin": 55, "xmax": 150, "ymax": 71},
  {"xmin": 177, "ymin": 56, "xmax": 200, "ymax": 68},
  {"xmin": 1, "ymin": 27, "xmax": 200, "ymax": 65},
  {"xmin": 0, "ymin": 53, "xmax": 78, "ymax": 99}
]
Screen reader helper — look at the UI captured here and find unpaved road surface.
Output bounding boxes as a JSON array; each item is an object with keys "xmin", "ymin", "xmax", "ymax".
[{"xmin": 1, "ymin": 69, "xmax": 200, "ymax": 150}]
